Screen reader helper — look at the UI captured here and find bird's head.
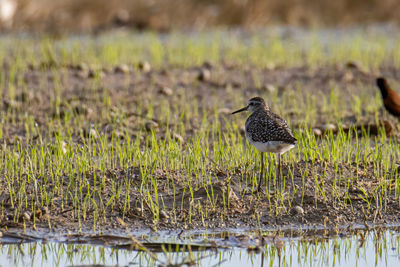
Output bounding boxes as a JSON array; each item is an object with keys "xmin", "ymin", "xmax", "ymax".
[{"xmin": 232, "ymin": 97, "xmax": 268, "ymax": 114}]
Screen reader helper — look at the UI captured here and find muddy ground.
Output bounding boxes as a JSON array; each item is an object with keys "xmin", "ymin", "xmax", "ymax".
[{"xmin": 0, "ymin": 62, "xmax": 400, "ymax": 235}]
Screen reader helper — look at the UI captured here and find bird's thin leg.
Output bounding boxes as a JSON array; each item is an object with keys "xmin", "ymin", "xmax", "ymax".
[
  {"xmin": 258, "ymin": 152, "xmax": 264, "ymax": 192},
  {"xmin": 277, "ymin": 153, "xmax": 281, "ymax": 188}
]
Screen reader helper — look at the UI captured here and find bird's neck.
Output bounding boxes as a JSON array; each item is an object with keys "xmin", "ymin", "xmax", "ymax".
[
  {"xmin": 378, "ymin": 82, "xmax": 390, "ymax": 98},
  {"xmin": 379, "ymin": 87, "xmax": 388, "ymax": 98}
]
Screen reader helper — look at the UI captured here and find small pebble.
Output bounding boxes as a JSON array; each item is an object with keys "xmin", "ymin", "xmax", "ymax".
[
  {"xmin": 138, "ymin": 61, "xmax": 151, "ymax": 72},
  {"xmin": 197, "ymin": 68, "xmax": 211, "ymax": 81},
  {"xmin": 145, "ymin": 121, "xmax": 158, "ymax": 131},
  {"xmin": 23, "ymin": 211, "xmax": 31, "ymax": 221},
  {"xmin": 42, "ymin": 206, "xmax": 49, "ymax": 215},
  {"xmin": 116, "ymin": 217, "xmax": 126, "ymax": 227},
  {"xmin": 88, "ymin": 69, "xmax": 105, "ymax": 78},
  {"xmin": 61, "ymin": 141, "xmax": 68, "ymax": 154},
  {"xmin": 160, "ymin": 210, "xmax": 169, "ymax": 219},
  {"xmin": 114, "ymin": 64, "xmax": 130, "ymax": 74},
  {"xmin": 293, "ymin": 206, "xmax": 304, "ymax": 215},
  {"xmin": 89, "ymin": 128, "xmax": 98, "ymax": 138},
  {"xmin": 345, "ymin": 61, "xmax": 361, "ymax": 70},
  {"xmin": 172, "ymin": 133, "xmax": 184, "ymax": 142},
  {"xmin": 312, "ymin": 128, "xmax": 322, "ymax": 136},
  {"xmin": 263, "ymin": 84, "xmax": 276, "ymax": 93},
  {"xmin": 228, "ymin": 188, "xmax": 239, "ymax": 202},
  {"xmin": 135, "ymin": 207, "xmax": 142, "ymax": 214},
  {"xmin": 35, "ymin": 209, "xmax": 42, "ymax": 217},
  {"xmin": 322, "ymin": 123, "xmax": 337, "ymax": 132},
  {"xmin": 76, "ymin": 62, "xmax": 89, "ymax": 71},
  {"xmin": 159, "ymin": 86, "xmax": 173, "ymax": 96}
]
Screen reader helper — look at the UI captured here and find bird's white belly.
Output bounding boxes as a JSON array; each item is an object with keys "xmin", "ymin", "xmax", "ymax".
[{"xmin": 251, "ymin": 141, "xmax": 295, "ymax": 154}]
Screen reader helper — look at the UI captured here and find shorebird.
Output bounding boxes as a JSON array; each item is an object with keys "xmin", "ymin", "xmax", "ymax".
[
  {"xmin": 232, "ymin": 97, "xmax": 296, "ymax": 191},
  {"xmin": 376, "ymin": 77, "xmax": 400, "ymax": 119}
]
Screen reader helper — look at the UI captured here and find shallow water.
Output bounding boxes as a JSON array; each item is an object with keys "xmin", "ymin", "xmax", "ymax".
[{"xmin": 1, "ymin": 229, "xmax": 400, "ymax": 267}]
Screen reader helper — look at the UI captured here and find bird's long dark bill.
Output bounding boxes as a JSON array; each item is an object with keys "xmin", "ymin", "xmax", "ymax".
[{"xmin": 232, "ymin": 106, "xmax": 248, "ymax": 114}]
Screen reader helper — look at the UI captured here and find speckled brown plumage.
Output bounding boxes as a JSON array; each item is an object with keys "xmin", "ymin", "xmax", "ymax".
[{"xmin": 245, "ymin": 108, "xmax": 296, "ymax": 145}]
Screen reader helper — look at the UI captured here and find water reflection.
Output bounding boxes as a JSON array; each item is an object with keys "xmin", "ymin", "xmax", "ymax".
[{"xmin": 0, "ymin": 230, "xmax": 399, "ymax": 267}]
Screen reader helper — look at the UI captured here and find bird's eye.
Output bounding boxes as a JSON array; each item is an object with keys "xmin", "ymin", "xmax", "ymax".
[{"xmin": 249, "ymin": 102, "xmax": 253, "ymax": 106}]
